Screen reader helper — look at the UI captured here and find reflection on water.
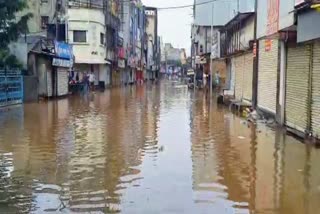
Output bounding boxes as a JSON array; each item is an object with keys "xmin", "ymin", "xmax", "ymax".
[{"xmin": 1, "ymin": 80, "xmax": 320, "ymax": 213}]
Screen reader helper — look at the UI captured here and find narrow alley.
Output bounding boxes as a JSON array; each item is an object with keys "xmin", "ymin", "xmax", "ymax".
[{"xmin": 1, "ymin": 80, "xmax": 320, "ymax": 214}]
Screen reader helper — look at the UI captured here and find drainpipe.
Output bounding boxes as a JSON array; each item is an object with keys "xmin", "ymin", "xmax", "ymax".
[
  {"xmin": 252, "ymin": 0, "xmax": 259, "ymax": 109},
  {"xmin": 307, "ymin": 43, "xmax": 313, "ymax": 134}
]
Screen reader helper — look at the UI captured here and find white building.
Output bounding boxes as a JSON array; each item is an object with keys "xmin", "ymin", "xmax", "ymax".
[{"xmin": 67, "ymin": 1, "xmax": 110, "ymax": 86}]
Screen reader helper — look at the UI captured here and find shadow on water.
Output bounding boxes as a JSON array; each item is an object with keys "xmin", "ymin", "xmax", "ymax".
[{"xmin": 0, "ymin": 80, "xmax": 320, "ymax": 213}]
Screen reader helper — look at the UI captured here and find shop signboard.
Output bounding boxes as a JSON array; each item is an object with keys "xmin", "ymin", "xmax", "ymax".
[
  {"xmin": 118, "ymin": 59, "xmax": 125, "ymax": 68},
  {"xmin": 253, "ymin": 42, "xmax": 257, "ymax": 57},
  {"xmin": 52, "ymin": 58, "xmax": 73, "ymax": 68},
  {"xmin": 265, "ymin": 39, "xmax": 272, "ymax": 51},
  {"xmin": 211, "ymin": 31, "xmax": 220, "ymax": 59},
  {"xmin": 118, "ymin": 47, "xmax": 125, "ymax": 59},
  {"xmin": 55, "ymin": 41, "xmax": 73, "ymax": 60}
]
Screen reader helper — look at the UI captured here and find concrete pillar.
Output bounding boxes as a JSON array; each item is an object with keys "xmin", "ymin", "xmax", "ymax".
[{"xmin": 278, "ymin": 41, "xmax": 287, "ymax": 125}]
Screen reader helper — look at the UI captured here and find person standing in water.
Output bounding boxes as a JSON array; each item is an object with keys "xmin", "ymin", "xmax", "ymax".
[{"xmin": 89, "ymin": 71, "xmax": 95, "ymax": 91}]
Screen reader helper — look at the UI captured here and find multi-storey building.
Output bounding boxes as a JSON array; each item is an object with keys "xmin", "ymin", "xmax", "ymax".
[
  {"xmin": 11, "ymin": 0, "xmax": 73, "ymax": 99},
  {"xmin": 191, "ymin": 0, "xmax": 254, "ymax": 83},
  {"xmin": 120, "ymin": 0, "xmax": 145, "ymax": 84},
  {"xmin": 67, "ymin": 0, "xmax": 111, "ymax": 87},
  {"xmin": 20, "ymin": 0, "xmax": 67, "ymax": 35},
  {"xmin": 105, "ymin": 0, "xmax": 121, "ymax": 86},
  {"xmin": 145, "ymin": 7, "xmax": 159, "ymax": 80}
]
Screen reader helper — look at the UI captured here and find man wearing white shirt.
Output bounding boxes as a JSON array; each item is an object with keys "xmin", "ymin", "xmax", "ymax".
[{"xmin": 89, "ymin": 71, "xmax": 95, "ymax": 91}]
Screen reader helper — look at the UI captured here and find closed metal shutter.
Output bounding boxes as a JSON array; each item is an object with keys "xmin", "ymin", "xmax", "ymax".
[
  {"xmin": 234, "ymin": 55, "xmax": 244, "ymax": 100},
  {"xmin": 312, "ymin": 41, "xmax": 320, "ymax": 137},
  {"xmin": 286, "ymin": 44, "xmax": 310, "ymax": 133},
  {"xmin": 258, "ymin": 39, "xmax": 279, "ymax": 113},
  {"xmin": 243, "ymin": 52, "xmax": 253, "ymax": 102},
  {"xmin": 57, "ymin": 69, "xmax": 68, "ymax": 96},
  {"xmin": 234, "ymin": 53, "xmax": 253, "ymax": 102}
]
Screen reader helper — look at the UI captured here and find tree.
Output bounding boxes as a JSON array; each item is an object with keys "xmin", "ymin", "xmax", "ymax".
[{"xmin": 0, "ymin": 0, "xmax": 32, "ymax": 68}]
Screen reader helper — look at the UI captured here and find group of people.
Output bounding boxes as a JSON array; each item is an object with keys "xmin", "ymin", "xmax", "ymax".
[{"xmin": 69, "ymin": 71, "xmax": 96, "ymax": 92}]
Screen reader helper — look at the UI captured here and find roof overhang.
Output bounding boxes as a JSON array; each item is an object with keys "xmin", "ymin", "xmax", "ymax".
[{"xmin": 221, "ymin": 12, "xmax": 255, "ymax": 32}]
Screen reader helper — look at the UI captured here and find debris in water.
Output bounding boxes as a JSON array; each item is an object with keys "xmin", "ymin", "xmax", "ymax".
[{"xmin": 238, "ymin": 136, "xmax": 245, "ymax": 140}]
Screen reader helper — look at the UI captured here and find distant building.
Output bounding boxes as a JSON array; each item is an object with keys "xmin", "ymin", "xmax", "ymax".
[
  {"xmin": 180, "ymin": 49, "xmax": 187, "ymax": 65},
  {"xmin": 163, "ymin": 43, "xmax": 181, "ymax": 62},
  {"xmin": 191, "ymin": 0, "xmax": 254, "ymax": 75}
]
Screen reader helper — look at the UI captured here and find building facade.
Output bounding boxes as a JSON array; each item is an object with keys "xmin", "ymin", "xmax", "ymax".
[
  {"xmin": 68, "ymin": 0, "xmax": 107, "ymax": 86},
  {"xmin": 145, "ymin": 7, "xmax": 159, "ymax": 81},
  {"xmin": 12, "ymin": 0, "xmax": 156, "ymax": 102},
  {"xmin": 20, "ymin": 0, "xmax": 67, "ymax": 35},
  {"xmin": 220, "ymin": 13, "xmax": 255, "ymax": 102},
  {"xmin": 120, "ymin": 0, "xmax": 146, "ymax": 84},
  {"xmin": 191, "ymin": 0, "xmax": 255, "ymax": 85},
  {"xmin": 105, "ymin": 0, "xmax": 121, "ymax": 86},
  {"xmin": 285, "ymin": 0, "xmax": 320, "ymax": 138}
]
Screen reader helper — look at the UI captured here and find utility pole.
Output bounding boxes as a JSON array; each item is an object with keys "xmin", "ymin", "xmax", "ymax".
[
  {"xmin": 165, "ymin": 49, "xmax": 168, "ymax": 78},
  {"xmin": 252, "ymin": 0, "xmax": 259, "ymax": 108},
  {"xmin": 55, "ymin": 3, "xmax": 59, "ymax": 40},
  {"xmin": 209, "ymin": 1, "xmax": 214, "ymax": 98},
  {"xmin": 237, "ymin": 0, "xmax": 240, "ymax": 13}
]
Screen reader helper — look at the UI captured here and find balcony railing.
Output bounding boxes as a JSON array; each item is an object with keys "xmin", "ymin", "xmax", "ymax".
[{"xmin": 68, "ymin": 0, "xmax": 104, "ymax": 9}]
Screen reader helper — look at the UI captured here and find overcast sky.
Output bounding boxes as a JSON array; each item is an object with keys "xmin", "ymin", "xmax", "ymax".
[{"xmin": 142, "ymin": 0, "xmax": 193, "ymax": 55}]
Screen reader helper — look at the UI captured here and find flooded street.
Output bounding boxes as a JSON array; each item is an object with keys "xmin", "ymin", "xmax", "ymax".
[{"xmin": 1, "ymin": 80, "xmax": 320, "ymax": 214}]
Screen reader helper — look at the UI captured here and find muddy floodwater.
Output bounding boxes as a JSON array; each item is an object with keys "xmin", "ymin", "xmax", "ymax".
[{"xmin": 1, "ymin": 80, "xmax": 320, "ymax": 214}]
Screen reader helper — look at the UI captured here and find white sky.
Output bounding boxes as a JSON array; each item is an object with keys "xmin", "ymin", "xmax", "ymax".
[{"xmin": 142, "ymin": 0, "xmax": 193, "ymax": 55}]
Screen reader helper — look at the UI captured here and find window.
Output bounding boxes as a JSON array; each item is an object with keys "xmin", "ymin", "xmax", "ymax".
[
  {"xmin": 41, "ymin": 0, "xmax": 48, "ymax": 3},
  {"xmin": 73, "ymin": 30, "xmax": 87, "ymax": 43},
  {"xmin": 100, "ymin": 33, "xmax": 105, "ymax": 45},
  {"xmin": 41, "ymin": 16, "xmax": 49, "ymax": 29}
]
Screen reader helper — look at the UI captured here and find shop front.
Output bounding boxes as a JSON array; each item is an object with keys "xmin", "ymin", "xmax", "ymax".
[
  {"xmin": 136, "ymin": 60, "xmax": 144, "ymax": 83},
  {"xmin": 285, "ymin": 4, "xmax": 320, "ymax": 137},
  {"xmin": 51, "ymin": 42, "xmax": 74, "ymax": 97},
  {"xmin": 257, "ymin": 39, "xmax": 279, "ymax": 114}
]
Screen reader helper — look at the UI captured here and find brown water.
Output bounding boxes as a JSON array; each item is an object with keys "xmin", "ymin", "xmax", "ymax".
[{"xmin": 1, "ymin": 80, "xmax": 320, "ymax": 214}]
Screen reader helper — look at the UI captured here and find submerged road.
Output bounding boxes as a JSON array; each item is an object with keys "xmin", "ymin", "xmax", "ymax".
[{"xmin": 0, "ymin": 80, "xmax": 320, "ymax": 213}]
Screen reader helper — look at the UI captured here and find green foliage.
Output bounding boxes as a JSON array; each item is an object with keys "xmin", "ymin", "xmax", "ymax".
[
  {"xmin": 0, "ymin": 0, "xmax": 32, "ymax": 68},
  {"xmin": 0, "ymin": 49, "xmax": 22, "ymax": 68}
]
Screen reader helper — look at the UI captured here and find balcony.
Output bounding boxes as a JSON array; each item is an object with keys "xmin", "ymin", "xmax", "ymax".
[{"xmin": 220, "ymin": 12, "xmax": 255, "ymax": 57}]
